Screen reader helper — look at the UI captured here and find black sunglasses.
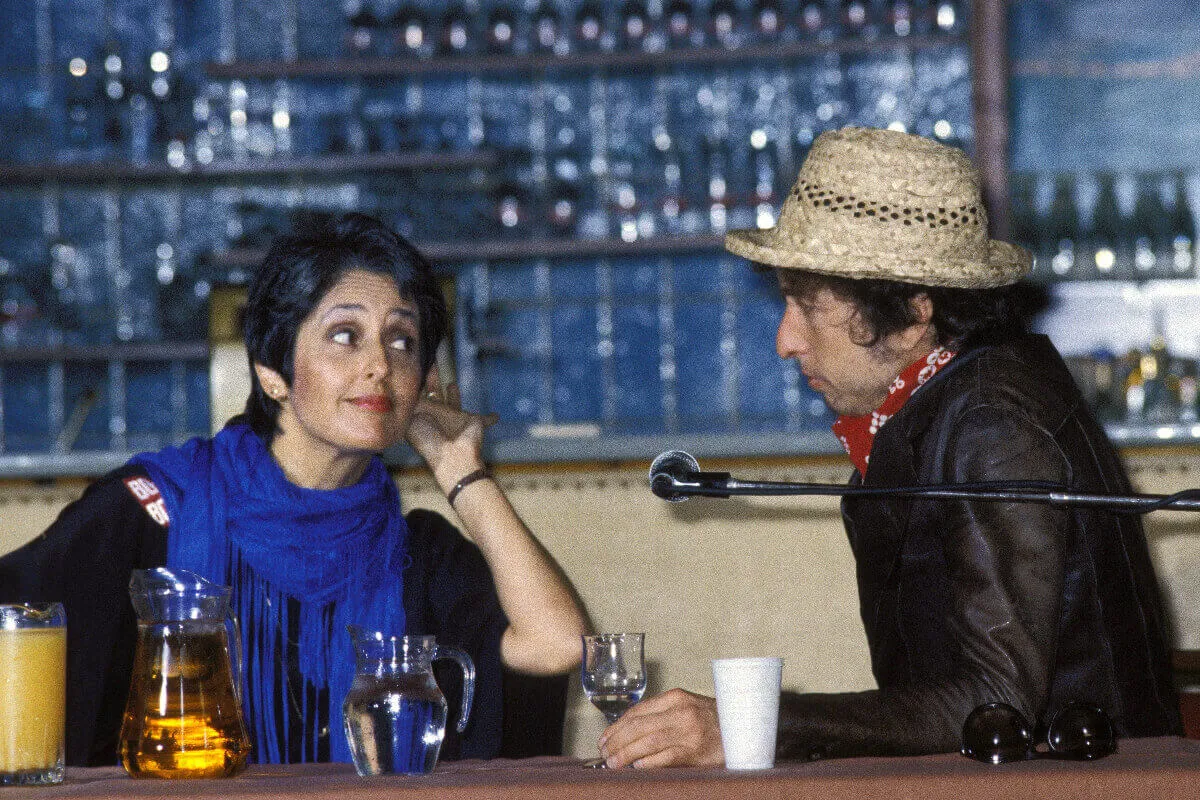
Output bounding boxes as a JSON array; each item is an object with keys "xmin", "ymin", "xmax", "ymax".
[{"xmin": 960, "ymin": 701, "xmax": 1117, "ymax": 764}]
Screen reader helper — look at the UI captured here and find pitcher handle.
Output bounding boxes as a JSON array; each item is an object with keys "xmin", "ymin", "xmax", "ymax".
[
  {"xmin": 432, "ymin": 645, "xmax": 475, "ymax": 733},
  {"xmin": 226, "ymin": 610, "xmax": 245, "ymax": 703}
]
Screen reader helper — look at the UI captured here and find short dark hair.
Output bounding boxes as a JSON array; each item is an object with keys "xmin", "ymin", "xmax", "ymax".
[
  {"xmin": 771, "ymin": 268, "xmax": 1049, "ymax": 350},
  {"xmin": 240, "ymin": 212, "xmax": 448, "ymax": 443}
]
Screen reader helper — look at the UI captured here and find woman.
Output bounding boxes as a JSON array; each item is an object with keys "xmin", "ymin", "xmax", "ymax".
[{"xmin": 0, "ymin": 213, "xmax": 588, "ymax": 765}]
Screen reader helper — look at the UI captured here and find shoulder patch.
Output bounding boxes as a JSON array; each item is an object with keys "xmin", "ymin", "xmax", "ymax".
[{"xmin": 122, "ymin": 476, "xmax": 170, "ymax": 528}]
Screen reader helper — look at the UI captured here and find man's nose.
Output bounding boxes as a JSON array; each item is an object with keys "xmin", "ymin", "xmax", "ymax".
[{"xmin": 776, "ymin": 303, "xmax": 807, "ymax": 359}]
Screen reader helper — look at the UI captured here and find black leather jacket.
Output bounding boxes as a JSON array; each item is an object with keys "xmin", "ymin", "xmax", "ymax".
[{"xmin": 777, "ymin": 334, "xmax": 1182, "ymax": 760}]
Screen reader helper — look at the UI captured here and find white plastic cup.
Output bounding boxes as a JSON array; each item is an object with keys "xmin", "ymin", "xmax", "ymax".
[{"xmin": 711, "ymin": 656, "xmax": 782, "ymax": 770}]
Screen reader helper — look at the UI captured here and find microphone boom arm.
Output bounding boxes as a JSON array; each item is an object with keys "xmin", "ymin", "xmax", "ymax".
[{"xmin": 649, "ymin": 450, "xmax": 1200, "ymax": 514}]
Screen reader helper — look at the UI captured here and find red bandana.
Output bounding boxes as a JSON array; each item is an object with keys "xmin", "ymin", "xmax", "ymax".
[{"xmin": 832, "ymin": 346, "xmax": 957, "ymax": 476}]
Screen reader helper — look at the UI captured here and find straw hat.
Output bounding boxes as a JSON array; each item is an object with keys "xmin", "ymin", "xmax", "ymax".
[{"xmin": 724, "ymin": 127, "xmax": 1032, "ymax": 288}]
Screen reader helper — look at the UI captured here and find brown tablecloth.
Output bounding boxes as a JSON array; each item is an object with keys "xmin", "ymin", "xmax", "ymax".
[{"xmin": 9, "ymin": 737, "xmax": 1200, "ymax": 800}]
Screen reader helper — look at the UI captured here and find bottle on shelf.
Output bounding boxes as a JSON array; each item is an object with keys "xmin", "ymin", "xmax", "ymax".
[
  {"xmin": 440, "ymin": 3, "xmax": 477, "ymax": 55},
  {"xmin": 619, "ymin": 0, "xmax": 651, "ymax": 51},
  {"xmin": 1170, "ymin": 171, "xmax": 1197, "ymax": 277},
  {"xmin": 837, "ymin": 0, "xmax": 876, "ymax": 40},
  {"xmin": 1128, "ymin": 173, "xmax": 1170, "ymax": 280},
  {"xmin": 707, "ymin": 0, "xmax": 745, "ymax": 49},
  {"xmin": 704, "ymin": 132, "xmax": 731, "ymax": 232},
  {"xmin": 884, "ymin": 0, "xmax": 914, "ymax": 37},
  {"xmin": 750, "ymin": 128, "xmax": 780, "ymax": 230},
  {"xmin": 64, "ymin": 55, "xmax": 96, "ymax": 158},
  {"xmin": 1083, "ymin": 172, "xmax": 1129, "ymax": 280},
  {"xmin": 665, "ymin": 0, "xmax": 699, "ymax": 48},
  {"xmin": 1040, "ymin": 173, "xmax": 1080, "ymax": 279},
  {"xmin": 573, "ymin": 1, "xmax": 608, "ymax": 51},
  {"xmin": 97, "ymin": 40, "xmax": 129, "ymax": 154},
  {"xmin": 391, "ymin": 4, "xmax": 433, "ymax": 59},
  {"xmin": 935, "ymin": 0, "xmax": 963, "ymax": 34},
  {"xmin": 752, "ymin": 0, "xmax": 785, "ymax": 42},
  {"xmin": 530, "ymin": 0, "xmax": 564, "ymax": 53},
  {"xmin": 797, "ymin": 0, "xmax": 829, "ymax": 41},
  {"xmin": 485, "ymin": 3, "xmax": 518, "ymax": 54},
  {"xmin": 344, "ymin": 0, "xmax": 381, "ymax": 57},
  {"xmin": 1008, "ymin": 173, "xmax": 1039, "ymax": 274}
]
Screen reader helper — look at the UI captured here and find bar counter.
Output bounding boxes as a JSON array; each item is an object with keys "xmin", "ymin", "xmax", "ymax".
[{"xmin": 10, "ymin": 737, "xmax": 1198, "ymax": 800}]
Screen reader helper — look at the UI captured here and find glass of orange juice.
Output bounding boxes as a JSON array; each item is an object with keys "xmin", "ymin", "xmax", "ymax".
[{"xmin": 0, "ymin": 603, "xmax": 66, "ymax": 786}]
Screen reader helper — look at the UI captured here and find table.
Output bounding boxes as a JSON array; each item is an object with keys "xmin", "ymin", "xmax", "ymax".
[{"xmin": 9, "ymin": 737, "xmax": 1199, "ymax": 800}]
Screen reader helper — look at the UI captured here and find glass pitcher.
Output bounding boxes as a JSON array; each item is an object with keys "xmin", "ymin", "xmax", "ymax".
[
  {"xmin": 118, "ymin": 568, "xmax": 251, "ymax": 779},
  {"xmin": 343, "ymin": 626, "xmax": 474, "ymax": 776}
]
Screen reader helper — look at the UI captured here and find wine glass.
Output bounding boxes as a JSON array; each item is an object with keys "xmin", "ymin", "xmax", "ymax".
[{"xmin": 581, "ymin": 633, "xmax": 647, "ymax": 724}]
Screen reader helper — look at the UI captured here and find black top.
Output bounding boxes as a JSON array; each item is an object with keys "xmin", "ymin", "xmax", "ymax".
[
  {"xmin": 0, "ymin": 464, "xmax": 566, "ymax": 766},
  {"xmin": 777, "ymin": 334, "xmax": 1181, "ymax": 760}
]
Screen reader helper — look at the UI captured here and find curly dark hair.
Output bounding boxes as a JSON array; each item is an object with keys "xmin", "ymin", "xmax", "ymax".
[
  {"xmin": 770, "ymin": 268, "xmax": 1049, "ymax": 350},
  {"xmin": 240, "ymin": 212, "xmax": 448, "ymax": 444}
]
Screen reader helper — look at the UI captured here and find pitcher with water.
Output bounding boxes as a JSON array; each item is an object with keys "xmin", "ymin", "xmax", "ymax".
[
  {"xmin": 119, "ymin": 568, "xmax": 251, "ymax": 779},
  {"xmin": 343, "ymin": 626, "xmax": 474, "ymax": 776}
]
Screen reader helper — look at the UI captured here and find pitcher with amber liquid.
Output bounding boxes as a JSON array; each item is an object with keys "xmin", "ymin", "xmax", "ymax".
[{"xmin": 119, "ymin": 568, "xmax": 251, "ymax": 779}]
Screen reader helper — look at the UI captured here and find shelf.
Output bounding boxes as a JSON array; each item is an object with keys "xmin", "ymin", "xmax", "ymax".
[
  {"xmin": 209, "ymin": 232, "xmax": 726, "ymax": 270},
  {"xmin": 206, "ymin": 33, "xmax": 965, "ymax": 80},
  {"xmin": 0, "ymin": 341, "xmax": 209, "ymax": 364},
  {"xmin": 0, "ymin": 150, "xmax": 496, "ymax": 185}
]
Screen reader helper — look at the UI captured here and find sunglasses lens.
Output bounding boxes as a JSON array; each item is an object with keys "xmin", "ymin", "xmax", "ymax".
[
  {"xmin": 961, "ymin": 702, "xmax": 1034, "ymax": 764},
  {"xmin": 1046, "ymin": 703, "xmax": 1116, "ymax": 760}
]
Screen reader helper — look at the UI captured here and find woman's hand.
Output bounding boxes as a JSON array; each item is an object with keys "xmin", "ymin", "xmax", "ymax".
[
  {"xmin": 405, "ymin": 372, "xmax": 498, "ymax": 488},
  {"xmin": 407, "ymin": 368, "xmax": 588, "ymax": 675}
]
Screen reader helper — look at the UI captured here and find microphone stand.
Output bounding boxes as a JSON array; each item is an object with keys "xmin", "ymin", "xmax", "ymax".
[{"xmin": 649, "ymin": 451, "xmax": 1200, "ymax": 514}]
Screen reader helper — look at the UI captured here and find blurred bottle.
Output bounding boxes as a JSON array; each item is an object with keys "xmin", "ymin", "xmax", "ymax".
[
  {"xmin": 883, "ymin": 0, "xmax": 913, "ymax": 36},
  {"xmin": 1084, "ymin": 172, "xmax": 1128, "ymax": 280},
  {"xmin": 1129, "ymin": 173, "xmax": 1170, "ymax": 280},
  {"xmin": 546, "ymin": 178, "xmax": 581, "ymax": 235},
  {"xmin": 97, "ymin": 40, "xmax": 128, "ymax": 156},
  {"xmin": 146, "ymin": 50, "xmax": 189, "ymax": 167},
  {"xmin": 530, "ymin": 1, "xmax": 564, "ymax": 53},
  {"xmin": 1008, "ymin": 173, "xmax": 1039, "ymax": 274},
  {"xmin": 573, "ymin": 1, "xmax": 607, "ymax": 51},
  {"xmin": 1170, "ymin": 172, "xmax": 1196, "ymax": 277},
  {"xmin": 344, "ymin": 0, "xmax": 381, "ymax": 56},
  {"xmin": 753, "ymin": 0, "xmax": 785, "ymax": 42},
  {"xmin": 1176, "ymin": 356, "xmax": 1198, "ymax": 423},
  {"xmin": 493, "ymin": 177, "xmax": 529, "ymax": 236},
  {"xmin": 64, "ymin": 56, "xmax": 96, "ymax": 158},
  {"xmin": 653, "ymin": 126, "xmax": 687, "ymax": 234},
  {"xmin": 797, "ymin": 0, "xmax": 829, "ymax": 40},
  {"xmin": 708, "ymin": 0, "xmax": 745, "ymax": 48},
  {"xmin": 704, "ymin": 133, "xmax": 731, "ymax": 231},
  {"xmin": 749, "ymin": 129, "xmax": 779, "ymax": 230},
  {"xmin": 391, "ymin": 4, "xmax": 433, "ymax": 59},
  {"xmin": 440, "ymin": 3, "xmax": 476, "ymax": 55},
  {"xmin": 838, "ymin": 0, "xmax": 875, "ymax": 39},
  {"xmin": 619, "ymin": 0, "xmax": 651, "ymax": 50},
  {"xmin": 1040, "ymin": 173, "xmax": 1079, "ymax": 279},
  {"xmin": 665, "ymin": 0, "xmax": 699, "ymax": 47},
  {"xmin": 1123, "ymin": 346, "xmax": 1148, "ymax": 422},
  {"xmin": 485, "ymin": 3, "xmax": 518, "ymax": 53},
  {"xmin": 932, "ymin": 0, "xmax": 961, "ymax": 34}
]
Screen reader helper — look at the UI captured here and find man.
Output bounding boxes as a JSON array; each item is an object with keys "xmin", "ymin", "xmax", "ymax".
[{"xmin": 598, "ymin": 127, "xmax": 1182, "ymax": 767}]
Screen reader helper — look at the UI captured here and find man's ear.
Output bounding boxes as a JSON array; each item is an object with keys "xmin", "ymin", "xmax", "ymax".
[
  {"xmin": 909, "ymin": 292, "xmax": 933, "ymax": 325},
  {"xmin": 892, "ymin": 293, "xmax": 935, "ymax": 351}
]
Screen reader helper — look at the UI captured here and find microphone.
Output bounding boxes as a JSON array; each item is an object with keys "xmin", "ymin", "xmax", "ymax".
[
  {"xmin": 647, "ymin": 450, "xmax": 1200, "ymax": 513},
  {"xmin": 648, "ymin": 450, "xmax": 732, "ymax": 502}
]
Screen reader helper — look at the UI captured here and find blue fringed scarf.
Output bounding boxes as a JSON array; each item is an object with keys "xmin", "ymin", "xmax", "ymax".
[{"xmin": 131, "ymin": 422, "xmax": 408, "ymax": 764}]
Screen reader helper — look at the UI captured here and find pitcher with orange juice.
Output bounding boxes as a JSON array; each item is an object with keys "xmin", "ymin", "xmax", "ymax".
[{"xmin": 118, "ymin": 568, "xmax": 251, "ymax": 779}]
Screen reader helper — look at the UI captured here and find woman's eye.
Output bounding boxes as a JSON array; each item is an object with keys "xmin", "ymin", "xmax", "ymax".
[
  {"xmin": 331, "ymin": 329, "xmax": 355, "ymax": 346},
  {"xmin": 389, "ymin": 335, "xmax": 414, "ymax": 352}
]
